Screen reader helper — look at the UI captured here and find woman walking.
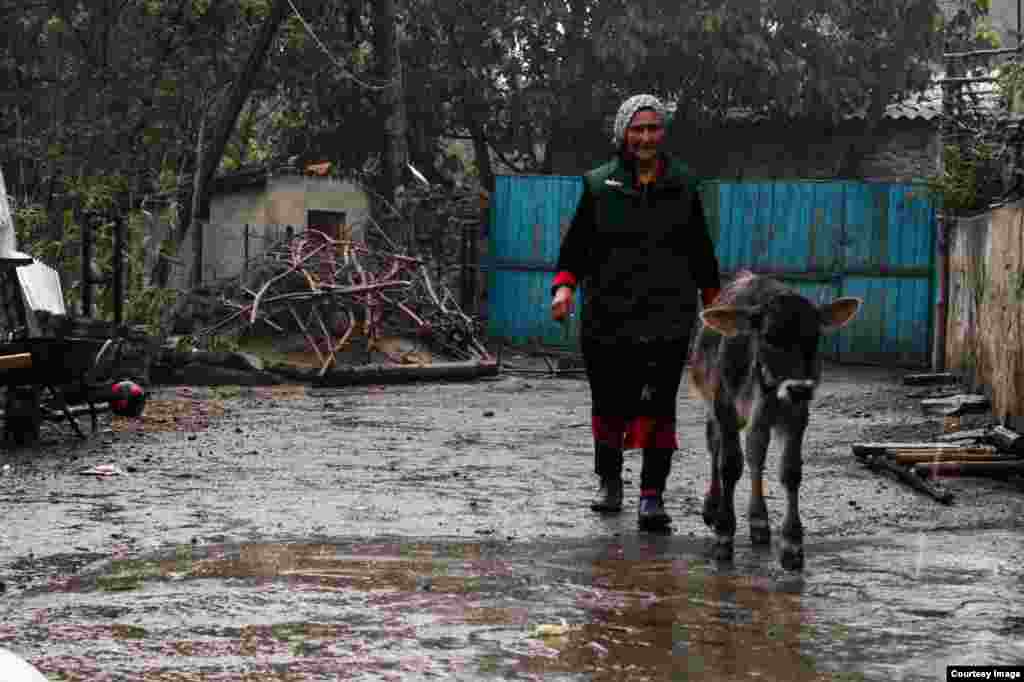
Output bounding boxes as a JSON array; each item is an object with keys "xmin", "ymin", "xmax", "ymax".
[{"xmin": 550, "ymin": 94, "xmax": 721, "ymax": 531}]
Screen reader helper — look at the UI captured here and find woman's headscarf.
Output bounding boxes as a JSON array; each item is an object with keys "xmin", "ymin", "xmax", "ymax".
[{"xmin": 612, "ymin": 94, "xmax": 668, "ymax": 148}]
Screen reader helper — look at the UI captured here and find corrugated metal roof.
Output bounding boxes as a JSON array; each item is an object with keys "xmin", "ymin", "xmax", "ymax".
[{"xmin": 672, "ymin": 72, "xmax": 1003, "ymax": 125}]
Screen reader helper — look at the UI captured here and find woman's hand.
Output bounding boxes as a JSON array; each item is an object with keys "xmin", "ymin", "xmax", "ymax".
[{"xmin": 551, "ymin": 287, "xmax": 575, "ymax": 321}]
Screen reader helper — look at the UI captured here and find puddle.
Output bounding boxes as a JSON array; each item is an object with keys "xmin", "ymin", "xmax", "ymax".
[{"xmin": 1, "ymin": 531, "xmax": 1021, "ymax": 681}]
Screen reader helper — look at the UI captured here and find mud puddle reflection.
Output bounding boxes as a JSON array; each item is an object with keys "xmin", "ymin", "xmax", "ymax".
[{"xmin": 1, "ymin": 531, "xmax": 1020, "ymax": 681}]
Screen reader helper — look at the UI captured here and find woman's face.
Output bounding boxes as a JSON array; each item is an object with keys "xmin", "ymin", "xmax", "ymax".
[{"xmin": 624, "ymin": 109, "xmax": 665, "ymax": 162}]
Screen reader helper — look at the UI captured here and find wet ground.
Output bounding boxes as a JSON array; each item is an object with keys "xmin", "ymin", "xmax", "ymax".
[{"xmin": 1, "ymin": 358, "xmax": 1023, "ymax": 680}]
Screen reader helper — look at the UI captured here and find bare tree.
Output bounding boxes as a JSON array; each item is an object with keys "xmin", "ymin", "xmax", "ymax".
[
  {"xmin": 171, "ymin": 0, "xmax": 292, "ymax": 287},
  {"xmin": 372, "ymin": 0, "xmax": 410, "ymax": 202}
]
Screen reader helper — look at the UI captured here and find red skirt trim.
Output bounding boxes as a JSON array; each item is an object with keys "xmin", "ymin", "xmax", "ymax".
[{"xmin": 592, "ymin": 415, "xmax": 677, "ymax": 450}]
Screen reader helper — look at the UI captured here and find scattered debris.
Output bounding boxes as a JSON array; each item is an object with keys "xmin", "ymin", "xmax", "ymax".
[
  {"xmin": 932, "ymin": 424, "xmax": 1024, "ymax": 454},
  {"xmin": 531, "ymin": 620, "xmax": 576, "ymax": 638},
  {"xmin": 989, "ymin": 425, "xmax": 1024, "ymax": 455},
  {"xmin": 853, "ymin": 426, "xmax": 1024, "ymax": 496},
  {"xmin": 78, "ymin": 463, "xmax": 126, "ymax": 477}
]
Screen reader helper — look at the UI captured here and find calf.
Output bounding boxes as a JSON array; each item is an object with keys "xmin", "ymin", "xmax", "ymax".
[{"xmin": 688, "ymin": 272, "xmax": 861, "ymax": 570}]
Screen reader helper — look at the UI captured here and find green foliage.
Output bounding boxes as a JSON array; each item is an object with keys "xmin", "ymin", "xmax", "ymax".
[
  {"xmin": 175, "ymin": 335, "xmax": 197, "ymax": 352},
  {"xmin": 205, "ymin": 335, "xmax": 241, "ymax": 353},
  {"xmin": 14, "ymin": 176, "xmax": 179, "ymax": 333},
  {"xmin": 930, "ymin": 144, "xmax": 996, "ymax": 215},
  {"xmin": 0, "ymin": 0, "xmax": 1000, "ymax": 287},
  {"xmin": 975, "ymin": 22, "xmax": 1001, "ymax": 49},
  {"xmin": 996, "ymin": 62, "xmax": 1024, "ymax": 109}
]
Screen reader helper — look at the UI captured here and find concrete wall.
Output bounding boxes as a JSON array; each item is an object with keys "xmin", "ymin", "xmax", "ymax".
[{"xmin": 205, "ymin": 175, "xmax": 370, "ymax": 284}]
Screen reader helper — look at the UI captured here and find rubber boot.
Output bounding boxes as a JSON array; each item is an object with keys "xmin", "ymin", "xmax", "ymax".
[
  {"xmin": 637, "ymin": 448, "xmax": 673, "ymax": 530},
  {"xmin": 590, "ymin": 442, "xmax": 624, "ymax": 513}
]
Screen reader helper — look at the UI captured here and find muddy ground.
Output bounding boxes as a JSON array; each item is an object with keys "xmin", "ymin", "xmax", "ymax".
[{"xmin": 1, "ymin": 351, "xmax": 1022, "ymax": 681}]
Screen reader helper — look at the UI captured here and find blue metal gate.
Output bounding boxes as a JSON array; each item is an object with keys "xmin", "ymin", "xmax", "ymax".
[{"xmin": 486, "ymin": 175, "xmax": 936, "ymax": 366}]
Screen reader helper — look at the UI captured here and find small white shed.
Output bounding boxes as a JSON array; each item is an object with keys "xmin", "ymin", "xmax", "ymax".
[{"xmin": 201, "ymin": 163, "xmax": 370, "ymax": 283}]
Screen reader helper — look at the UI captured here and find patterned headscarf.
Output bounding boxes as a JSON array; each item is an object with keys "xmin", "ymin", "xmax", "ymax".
[{"xmin": 612, "ymin": 94, "xmax": 667, "ymax": 148}]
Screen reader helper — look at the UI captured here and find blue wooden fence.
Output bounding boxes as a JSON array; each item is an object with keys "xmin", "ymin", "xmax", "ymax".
[{"xmin": 486, "ymin": 175, "xmax": 936, "ymax": 367}]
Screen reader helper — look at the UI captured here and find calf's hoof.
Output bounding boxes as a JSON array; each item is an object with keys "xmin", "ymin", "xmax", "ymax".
[
  {"xmin": 749, "ymin": 521, "xmax": 771, "ymax": 546},
  {"xmin": 701, "ymin": 495, "xmax": 718, "ymax": 528},
  {"xmin": 779, "ymin": 543, "xmax": 804, "ymax": 571}
]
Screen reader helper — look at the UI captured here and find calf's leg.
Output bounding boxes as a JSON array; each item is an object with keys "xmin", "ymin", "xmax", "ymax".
[
  {"xmin": 701, "ymin": 418, "xmax": 721, "ymax": 528},
  {"xmin": 778, "ymin": 423, "xmax": 807, "ymax": 571},
  {"xmin": 744, "ymin": 425, "xmax": 771, "ymax": 546},
  {"xmin": 710, "ymin": 407, "xmax": 743, "ymax": 561}
]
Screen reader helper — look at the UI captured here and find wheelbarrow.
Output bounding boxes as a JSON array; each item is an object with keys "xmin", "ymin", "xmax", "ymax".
[{"xmin": 0, "ymin": 336, "xmax": 146, "ymax": 444}]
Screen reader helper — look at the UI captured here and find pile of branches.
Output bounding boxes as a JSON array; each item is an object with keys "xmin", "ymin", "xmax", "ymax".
[{"xmin": 195, "ymin": 222, "xmax": 490, "ymax": 375}]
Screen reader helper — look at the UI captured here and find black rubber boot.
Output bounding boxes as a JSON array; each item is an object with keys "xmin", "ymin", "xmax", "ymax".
[
  {"xmin": 637, "ymin": 448, "xmax": 673, "ymax": 530},
  {"xmin": 590, "ymin": 443, "xmax": 624, "ymax": 513}
]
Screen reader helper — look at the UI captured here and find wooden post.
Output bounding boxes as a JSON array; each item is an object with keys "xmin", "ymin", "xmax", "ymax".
[
  {"xmin": 192, "ymin": 217, "xmax": 204, "ymax": 288},
  {"xmin": 81, "ymin": 211, "xmax": 94, "ymax": 317},
  {"xmin": 113, "ymin": 212, "xmax": 124, "ymax": 326},
  {"xmin": 933, "ymin": 214, "xmax": 948, "ymax": 372},
  {"xmin": 460, "ymin": 221, "xmax": 470, "ymax": 310}
]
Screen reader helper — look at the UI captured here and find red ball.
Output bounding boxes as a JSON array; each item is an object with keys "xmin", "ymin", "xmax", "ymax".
[{"xmin": 110, "ymin": 380, "xmax": 146, "ymax": 417}]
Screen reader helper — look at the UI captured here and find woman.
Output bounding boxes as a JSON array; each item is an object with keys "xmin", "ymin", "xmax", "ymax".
[{"xmin": 550, "ymin": 94, "xmax": 721, "ymax": 531}]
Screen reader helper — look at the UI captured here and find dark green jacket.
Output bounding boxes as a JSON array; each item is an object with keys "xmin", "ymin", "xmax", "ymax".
[{"xmin": 553, "ymin": 153, "xmax": 720, "ymax": 340}]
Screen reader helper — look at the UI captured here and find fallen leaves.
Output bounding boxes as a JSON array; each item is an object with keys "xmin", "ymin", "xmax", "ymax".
[{"xmin": 110, "ymin": 398, "xmax": 225, "ymax": 433}]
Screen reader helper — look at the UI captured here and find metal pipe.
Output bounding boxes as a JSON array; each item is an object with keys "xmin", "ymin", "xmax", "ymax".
[{"xmin": 942, "ymin": 46, "xmax": 1022, "ymax": 59}]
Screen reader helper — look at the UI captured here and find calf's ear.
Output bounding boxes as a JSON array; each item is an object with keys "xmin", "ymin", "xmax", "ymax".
[
  {"xmin": 820, "ymin": 297, "xmax": 862, "ymax": 333},
  {"xmin": 700, "ymin": 305, "xmax": 761, "ymax": 337}
]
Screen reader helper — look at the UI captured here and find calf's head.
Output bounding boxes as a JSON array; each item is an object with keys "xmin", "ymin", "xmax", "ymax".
[{"xmin": 700, "ymin": 293, "xmax": 861, "ymax": 404}]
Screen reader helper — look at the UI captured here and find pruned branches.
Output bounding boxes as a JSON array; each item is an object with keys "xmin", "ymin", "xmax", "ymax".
[{"xmin": 195, "ymin": 224, "xmax": 489, "ymax": 375}]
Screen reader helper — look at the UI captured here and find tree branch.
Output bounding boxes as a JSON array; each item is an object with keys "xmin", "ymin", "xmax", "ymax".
[{"xmin": 487, "ymin": 140, "xmax": 531, "ymax": 174}]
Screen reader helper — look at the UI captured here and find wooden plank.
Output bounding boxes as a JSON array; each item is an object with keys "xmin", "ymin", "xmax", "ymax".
[
  {"xmin": 914, "ymin": 460, "xmax": 1024, "ymax": 478},
  {"xmin": 903, "ymin": 372, "xmax": 959, "ymax": 386},
  {"xmin": 936, "ymin": 428, "xmax": 991, "ymax": 443},
  {"xmin": 0, "ymin": 353, "xmax": 32, "ymax": 370},
  {"xmin": 857, "ymin": 453, "xmax": 954, "ymax": 504},
  {"xmin": 852, "ymin": 442, "xmax": 993, "ymax": 457},
  {"xmin": 921, "ymin": 394, "xmax": 991, "ymax": 416},
  {"xmin": 890, "ymin": 450, "xmax": 1011, "ymax": 464}
]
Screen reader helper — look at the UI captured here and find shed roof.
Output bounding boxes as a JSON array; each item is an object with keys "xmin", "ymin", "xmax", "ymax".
[{"xmin": 210, "ymin": 161, "xmax": 337, "ymax": 196}]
